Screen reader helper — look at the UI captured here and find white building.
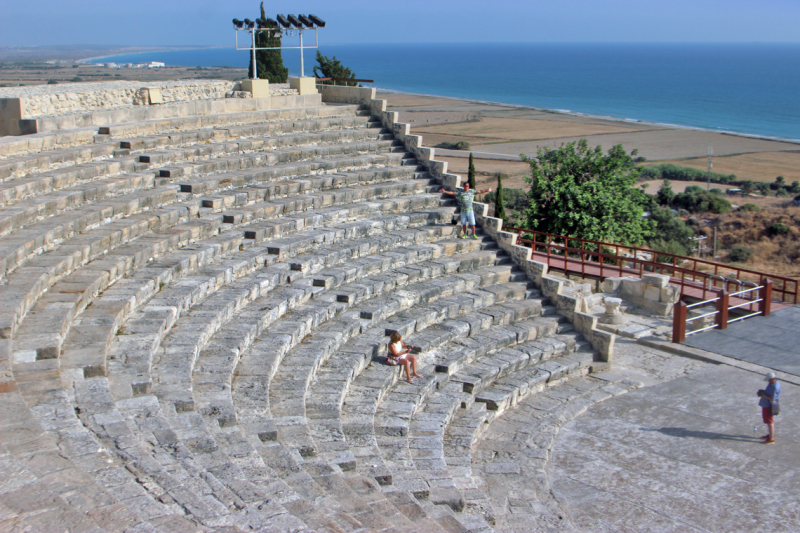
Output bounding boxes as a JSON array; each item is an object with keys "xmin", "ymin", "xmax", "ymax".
[{"xmin": 147, "ymin": 62, "xmax": 165, "ymax": 68}]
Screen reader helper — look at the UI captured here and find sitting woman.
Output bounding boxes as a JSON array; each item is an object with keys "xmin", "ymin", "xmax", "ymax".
[{"xmin": 387, "ymin": 331, "xmax": 422, "ymax": 383}]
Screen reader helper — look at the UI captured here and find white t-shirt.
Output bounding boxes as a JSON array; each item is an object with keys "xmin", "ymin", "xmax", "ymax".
[{"xmin": 390, "ymin": 341, "xmax": 406, "ymax": 358}]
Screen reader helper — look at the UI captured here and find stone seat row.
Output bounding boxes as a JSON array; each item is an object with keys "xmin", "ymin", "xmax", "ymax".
[
  {"xmin": 0, "ymin": 110, "xmax": 377, "ymax": 193},
  {"xmin": 311, "ymin": 289, "xmax": 550, "ymax": 483},
  {"xmin": 15, "ymin": 220, "xmax": 476, "ymax": 528},
  {"xmin": 14, "ymin": 188, "xmax": 450, "ymax": 373},
  {"xmin": 64, "ymin": 232, "xmax": 506, "ymax": 528},
  {"xmin": 0, "ymin": 165, "xmax": 436, "ymax": 347},
  {"xmin": 0, "ymin": 147, "xmax": 422, "ymax": 267},
  {"xmin": 0, "ymin": 129, "xmax": 403, "ymax": 239},
  {"xmin": 0, "ymin": 102, "xmax": 364, "ymax": 159}
]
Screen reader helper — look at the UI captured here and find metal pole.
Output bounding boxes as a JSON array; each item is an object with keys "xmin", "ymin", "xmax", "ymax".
[
  {"xmin": 713, "ymin": 226, "xmax": 717, "ymax": 259},
  {"xmin": 707, "ymin": 147, "xmax": 713, "ymax": 191},
  {"xmin": 251, "ymin": 28, "xmax": 257, "ymax": 79},
  {"xmin": 299, "ymin": 30, "xmax": 304, "ymax": 77}
]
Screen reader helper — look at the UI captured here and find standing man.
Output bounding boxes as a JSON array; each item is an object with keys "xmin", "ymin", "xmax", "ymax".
[
  {"xmin": 758, "ymin": 371, "xmax": 780, "ymax": 444},
  {"xmin": 439, "ymin": 182, "xmax": 492, "ymax": 239}
]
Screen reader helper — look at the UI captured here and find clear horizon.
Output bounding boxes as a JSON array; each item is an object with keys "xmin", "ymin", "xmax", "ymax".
[{"xmin": 2, "ymin": 0, "xmax": 799, "ymax": 48}]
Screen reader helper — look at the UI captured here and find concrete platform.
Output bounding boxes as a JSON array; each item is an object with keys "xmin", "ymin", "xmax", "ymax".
[
  {"xmin": 549, "ymin": 363, "xmax": 800, "ymax": 532},
  {"xmin": 683, "ymin": 305, "xmax": 800, "ymax": 377}
]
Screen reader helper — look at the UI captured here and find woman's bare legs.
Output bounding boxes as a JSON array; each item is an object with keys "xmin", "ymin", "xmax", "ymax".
[
  {"xmin": 409, "ymin": 355, "xmax": 421, "ymax": 378},
  {"xmin": 401, "ymin": 360, "xmax": 413, "ymax": 382}
]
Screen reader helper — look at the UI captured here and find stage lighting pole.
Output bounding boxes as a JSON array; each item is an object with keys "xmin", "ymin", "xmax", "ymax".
[{"xmin": 251, "ymin": 24, "xmax": 257, "ymax": 79}]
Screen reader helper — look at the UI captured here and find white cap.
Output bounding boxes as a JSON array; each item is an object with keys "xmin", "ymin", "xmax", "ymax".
[{"xmin": 764, "ymin": 372, "xmax": 777, "ymax": 381}]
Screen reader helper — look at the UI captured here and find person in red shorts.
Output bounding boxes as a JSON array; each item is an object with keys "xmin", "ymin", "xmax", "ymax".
[{"xmin": 757, "ymin": 371, "xmax": 780, "ymax": 444}]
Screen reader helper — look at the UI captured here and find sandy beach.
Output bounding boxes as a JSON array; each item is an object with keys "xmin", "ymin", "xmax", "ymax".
[{"xmin": 377, "ymin": 90, "xmax": 800, "ymax": 192}]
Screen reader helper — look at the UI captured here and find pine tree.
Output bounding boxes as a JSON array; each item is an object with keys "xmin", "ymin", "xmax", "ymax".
[
  {"xmin": 495, "ymin": 173, "xmax": 507, "ymax": 222},
  {"xmin": 468, "ymin": 152, "xmax": 476, "ymax": 189},
  {"xmin": 248, "ymin": 3, "xmax": 288, "ymax": 83},
  {"xmin": 313, "ymin": 52, "xmax": 357, "ymax": 86}
]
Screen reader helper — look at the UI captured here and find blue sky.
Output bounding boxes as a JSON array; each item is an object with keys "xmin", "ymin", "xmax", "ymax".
[{"xmin": 2, "ymin": 0, "xmax": 798, "ymax": 47}]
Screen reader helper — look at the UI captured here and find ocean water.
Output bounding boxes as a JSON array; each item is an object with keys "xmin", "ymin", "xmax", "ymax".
[{"xmin": 96, "ymin": 43, "xmax": 800, "ymax": 142}]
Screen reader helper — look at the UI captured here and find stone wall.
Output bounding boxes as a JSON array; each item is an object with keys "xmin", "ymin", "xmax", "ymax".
[
  {"xmin": 601, "ymin": 274, "xmax": 680, "ymax": 316},
  {"xmin": 0, "ymin": 80, "xmax": 235, "ymax": 119}
]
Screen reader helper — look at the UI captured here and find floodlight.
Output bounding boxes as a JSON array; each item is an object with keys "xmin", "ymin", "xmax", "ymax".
[
  {"xmin": 287, "ymin": 14, "xmax": 302, "ymax": 28},
  {"xmin": 232, "ymin": 18, "xmax": 244, "ymax": 28},
  {"xmin": 265, "ymin": 17, "xmax": 277, "ymax": 27},
  {"xmin": 276, "ymin": 14, "xmax": 290, "ymax": 28},
  {"xmin": 308, "ymin": 15, "xmax": 326, "ymax": 28},
  {"xmin": 298, "ymin": 15, "xmax": 314, "ymax": 28},
  {"xmin": 244, "ymin": 18, "xmax": 254, "ymax": 28}
]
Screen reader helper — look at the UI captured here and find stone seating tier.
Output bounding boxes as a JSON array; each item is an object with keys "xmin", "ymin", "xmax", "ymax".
[{"xmin": 0, "ymin": 89, "xmax": 625, "ymax": 532}]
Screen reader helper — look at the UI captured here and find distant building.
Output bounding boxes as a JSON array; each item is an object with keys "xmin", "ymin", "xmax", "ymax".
[
  {"xmin": 105, "ymin": 63, "xmax": 117, "ymax": 69},
  {"xmin": 147, "ymin": 62, "xmax": 165, "ymax": 68}
]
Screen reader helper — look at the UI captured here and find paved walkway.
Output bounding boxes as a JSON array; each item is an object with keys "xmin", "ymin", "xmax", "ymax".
[
  {"xmin": 549, "ymin": 361, "xmax": 800, "ymax": 533},
  {"xmin": 683, "ymin": 305, "xmax": 800, "ymax": 377}
]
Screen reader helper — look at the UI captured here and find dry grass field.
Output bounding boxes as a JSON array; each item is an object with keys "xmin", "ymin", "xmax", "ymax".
[{"xmin": 648, "ymin": 151, "xmax": 800, "ymax": 183}]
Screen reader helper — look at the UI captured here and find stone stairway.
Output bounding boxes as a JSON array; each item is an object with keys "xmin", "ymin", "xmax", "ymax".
[{"xmin": 0, "ymin": 89, "xmax": 626, "ymax": 532}]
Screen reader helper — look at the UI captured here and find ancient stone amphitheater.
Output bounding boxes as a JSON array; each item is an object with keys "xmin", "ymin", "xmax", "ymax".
[{"xmin": 0, "ymin": 80, "xmax": 637, "ymax": 532}]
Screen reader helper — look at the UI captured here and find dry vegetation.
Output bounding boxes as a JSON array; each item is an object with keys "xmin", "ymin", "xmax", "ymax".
[
  {"xmin": 649, "ymin": 151, "xmax": 800, "ymax": 183},
  {"xmin": 698, "ymin": 205, "xmax": 800, "ymax": 277}
]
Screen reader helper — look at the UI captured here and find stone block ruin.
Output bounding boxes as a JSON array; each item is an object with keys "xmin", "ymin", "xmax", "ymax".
[{"xmin": 0, "ymin": 79, "xmax": 637, "ymax": 532}]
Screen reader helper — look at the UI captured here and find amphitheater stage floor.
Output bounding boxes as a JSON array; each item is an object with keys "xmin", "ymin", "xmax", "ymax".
[
  {"xmin": 682, "ymin": 305, "xmax": 800, "ymax": 377},
  {"xmin": 548, "ymin": 362, "xmax": 800, "ymax": 532}
]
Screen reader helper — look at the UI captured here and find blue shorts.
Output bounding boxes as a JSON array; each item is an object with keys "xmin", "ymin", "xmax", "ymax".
[{"xmin": 460, "ymin": 211, "xmax": 476, "ymax": 226}]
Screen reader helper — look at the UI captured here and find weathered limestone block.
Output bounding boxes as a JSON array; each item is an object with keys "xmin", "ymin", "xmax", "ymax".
[
  {"xmin": 599, "ymin": 297, "xmax": 626, "ymax": 325},
  {"xmin": 642, "ymin": 273, "xmax": 670, "ymax": 288}
]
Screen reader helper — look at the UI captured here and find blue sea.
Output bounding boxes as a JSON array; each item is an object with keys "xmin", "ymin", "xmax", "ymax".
[{"xmin": 95, "ymin": 43, "xmax": 800, "ymax": 142}]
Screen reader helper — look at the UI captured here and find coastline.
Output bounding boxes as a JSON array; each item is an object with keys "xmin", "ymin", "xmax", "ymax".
[
  {"xmin": 377, "ymin": 89, "xmax": 800, "ymax": 189},
  {"xmin": 376, "ymin": 88, "xmax": 800, "ymax": 146},
  {"xmin": 78, "ymin": 45, "xmax": 231, "ymax": 65}
]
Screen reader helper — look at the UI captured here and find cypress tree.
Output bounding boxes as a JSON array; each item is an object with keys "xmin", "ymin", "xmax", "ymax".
[
  {"xmin": 468, "ymin": 152, "xmax": 476, "ymax": 189},
  {"xmin": 248, "ymin": 2, "xmax": 288, "ymax": 82},
  {"xmin": 495, "ymin": 172, "xmax": 507, "ymax": 222}
]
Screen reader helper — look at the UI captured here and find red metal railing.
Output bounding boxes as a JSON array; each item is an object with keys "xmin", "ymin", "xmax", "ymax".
[
  {"xmin": 672, "ymin": 279, "xmax": 772, "ymax": 342},
  {"xmin": 504, "ymin": 226, "xmax": 799, "ymax": 304}
]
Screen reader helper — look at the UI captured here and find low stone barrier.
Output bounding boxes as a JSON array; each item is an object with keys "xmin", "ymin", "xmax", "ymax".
[{"xmin": 0, "ymin": 80, "xmax": 234, "ymax": 118}]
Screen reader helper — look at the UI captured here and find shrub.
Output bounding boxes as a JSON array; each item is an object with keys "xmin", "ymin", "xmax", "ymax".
[
  {"xmin": 710, "ymin": 188, "xmax": 723, "ymax": 195},
  {"xmin": 739, "ymin": 203, "xmax": 760, "ymax": 212},
  {"xmin": 729, "ymin": 245, "xmax": 754, "ymax": 263},
  {"xmin": 656, "ymin": 180, "xmax": 675, "ymax": 206},
  {"xmin": 640, "ymin": 163, "xmax": 736, "ymax": 185},
  {"xmin": 70, "ymin": 76, "xmax": 82, "ymax": 82},
  {"xmin": 672, "ymin": 187, "xmax": 732, "ymax": 214},
  {"xmin": 776, "ymin": 188, "xmax": 789, "ymax": 197},
  {"xmin": 650, "ymin": 239, "xmax": 689, "ymax": 263},
  {"xmin": 768, "ymin": 222, "xmax": 790, "ymax": 236},
  {"xmin": 47, "ymin": 79, "xmax": 58, "ymax": 84},
  {"xmin": 435, "ymin": 141, "xmax": 470, "ymax": 150}
]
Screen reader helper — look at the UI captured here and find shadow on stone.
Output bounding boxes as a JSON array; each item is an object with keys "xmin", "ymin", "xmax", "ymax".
[{"xmin": 641, "ymin": 427, "xmax": 761, "ymax": 442}]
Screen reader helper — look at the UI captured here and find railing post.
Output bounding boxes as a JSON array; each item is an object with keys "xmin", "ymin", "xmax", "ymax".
[
  {"xmin": 672, "ymin": 301, "xmax": 688, "ymax": 343},
  {"xmin": 716, "ymin": 290, "xmax": 729, "ymax": 330},
  {"xmin": 760, "ymin": 278, "xmax": 772, "ymax": 317}
]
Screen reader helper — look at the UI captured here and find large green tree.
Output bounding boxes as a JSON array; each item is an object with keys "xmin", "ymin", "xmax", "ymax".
[
  {"xmin": 313, "ymin": 51, "xmax": 357, "ymax": 85},
  {"xmin": 248, "ymin": 3, "xmax": 288, "ymax": 83},
  {"xmin": 467, "ymin": 152, "xmax": 476, "ymax": 189},
  {"xmin": 522, "ymin": 140, "xmax": 653, "ymax": 245}
]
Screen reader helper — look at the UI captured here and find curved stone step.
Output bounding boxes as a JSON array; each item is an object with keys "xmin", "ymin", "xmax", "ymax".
[
  {"xmin": 468, "ymin": 374, "xmax": 643, "ymax": 531},
  {"xmin": 4, "ymin": 179, "xmax": 444, "ymax": 357}
]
